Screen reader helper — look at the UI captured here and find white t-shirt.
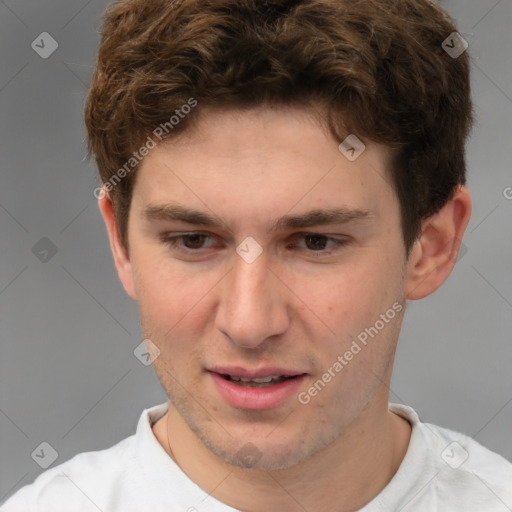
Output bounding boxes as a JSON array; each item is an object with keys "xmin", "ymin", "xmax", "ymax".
[{"xmin": 1, "ymin": 402, "xmax": 511, "ymax": 511}]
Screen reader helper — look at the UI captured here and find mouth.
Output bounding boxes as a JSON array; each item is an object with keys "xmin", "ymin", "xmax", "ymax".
[{"xmin": 207, "ymin": 366, "xmax": 308, "ymax": 410}]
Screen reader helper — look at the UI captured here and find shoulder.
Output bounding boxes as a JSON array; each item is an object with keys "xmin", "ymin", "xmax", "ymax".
[
  {"xmin": 1, "ymin": 435, "xmax": 136, "ymax": 512},
  {"xmin": 432, "ymin": 424, "xmax": 512, "ymax": 490},
  {"xmin": 428, "ymin": 421, "xmax": 512, "ymax": 505},
  {"xmin": 388, "ymin": 403, "xmax": 512, "ymax": 510}
]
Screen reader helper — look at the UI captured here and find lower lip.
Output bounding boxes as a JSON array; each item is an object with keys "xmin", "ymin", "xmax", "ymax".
[{"xmin": 209, "ymin": 372, "xmax": 307, "ymax": 411}]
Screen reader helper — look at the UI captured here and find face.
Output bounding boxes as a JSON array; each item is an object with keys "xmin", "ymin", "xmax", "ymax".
[{"xmin": 121, "ymin": 106, "xmax": 409, "ymax": 470}]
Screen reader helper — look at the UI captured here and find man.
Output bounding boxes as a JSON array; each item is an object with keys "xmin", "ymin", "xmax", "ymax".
[{"xmin": 3, "ymin": 0, "xmax": 511, "ymax": 510}]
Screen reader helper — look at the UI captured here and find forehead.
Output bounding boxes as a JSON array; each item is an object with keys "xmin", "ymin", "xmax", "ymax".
[{"xmin": 132, "ymin": 106, "xmax": 398, "ymax": 230}]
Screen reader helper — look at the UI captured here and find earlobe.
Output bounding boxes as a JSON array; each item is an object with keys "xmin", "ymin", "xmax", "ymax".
[
  {"xmin": 97, "ymin": 190, "xmax": 137, "ymax": 300},
  {"xmin": 405, "ymin": 186, "xmax": 472, "ymax": 300}
]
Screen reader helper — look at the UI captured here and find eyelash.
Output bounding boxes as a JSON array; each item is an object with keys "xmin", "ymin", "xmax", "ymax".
[{"xmin": 160, "ymin": 232, "xmax": 349, "ymax": 257}]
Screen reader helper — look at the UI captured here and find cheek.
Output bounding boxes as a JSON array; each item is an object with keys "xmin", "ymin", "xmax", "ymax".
[
  {"xmin": 132, "ymin": 247, "xmax": 203, "ymax": 315},
  {"xmin": 132, "ymin": 255, "xmax": 232, "ymax": 374},
  {"xmin": 296, "ymin": 261, "xmax": 389, "ymax": 323},
  {"xmin": 303, "ymin": 258, "xmax": 404, "ymax": 359}
]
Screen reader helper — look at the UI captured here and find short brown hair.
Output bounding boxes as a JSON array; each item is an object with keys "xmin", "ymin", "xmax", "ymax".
[{"xmin": 85, "ymin": 0, "xmax": 474, "ymax": 256}]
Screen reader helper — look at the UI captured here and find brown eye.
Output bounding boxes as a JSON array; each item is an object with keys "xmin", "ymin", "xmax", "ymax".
[
  {"xmin": 303, "ymin": 234, "xmax": 329, "ymax": 251},
  {"xmin": 161, "ymin": 233, "xmax": 215, "ymax": 253},
  {"xmin": 180, "ymin": 234, "xmax": 208, "ymax": 249},
  {"xmin": 289, "ymin": 233, "xmax": 349, "ymax": 256}
]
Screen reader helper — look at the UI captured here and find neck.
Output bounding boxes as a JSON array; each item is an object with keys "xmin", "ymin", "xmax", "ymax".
[{"xmin": 153, "ymin": 389, "xmax": 411, "ymax": 512}]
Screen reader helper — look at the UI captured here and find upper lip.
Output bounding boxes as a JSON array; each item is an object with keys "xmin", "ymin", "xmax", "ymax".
[{"xmin": 208, "ymin": 366, "xmax": 307, "ymax": 379}]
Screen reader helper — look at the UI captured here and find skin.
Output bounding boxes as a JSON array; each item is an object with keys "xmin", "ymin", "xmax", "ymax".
[{"xmin": 99, "ymin": 105, "xmax": 471, "ymax": 512}]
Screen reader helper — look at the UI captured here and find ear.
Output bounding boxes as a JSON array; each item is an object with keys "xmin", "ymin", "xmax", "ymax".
[
  {"xmin": 97, "ymin": 190, "xmax": 137, "ymax": 300},
  {"xmin": 405, "ymin": 185, "xmax": 472, "ymax": 300}
]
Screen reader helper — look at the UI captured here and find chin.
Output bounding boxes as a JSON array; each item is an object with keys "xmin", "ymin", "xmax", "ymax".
[{"xmin": 199, "ymin": 431, "xmax": 318, "ymax": 471}]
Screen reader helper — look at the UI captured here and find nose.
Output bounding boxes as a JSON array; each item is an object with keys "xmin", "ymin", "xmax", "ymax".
[{"xmin": 215, "ymin": 249, "xmax": 290, "ymax": 349}]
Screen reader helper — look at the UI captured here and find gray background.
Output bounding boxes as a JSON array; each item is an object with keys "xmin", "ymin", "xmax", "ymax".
[{"xmin": 1, "ymin": 0, "xmax": 511, "ymax": 504}]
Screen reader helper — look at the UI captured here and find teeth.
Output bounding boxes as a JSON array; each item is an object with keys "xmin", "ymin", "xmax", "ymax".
[
  {"xmin": 226, "ymin": 375, "xmax": 292, "ymax": 385},
  {"xmin": 240, "ymin": 376, "xmax": 275, "ymax": 383}
]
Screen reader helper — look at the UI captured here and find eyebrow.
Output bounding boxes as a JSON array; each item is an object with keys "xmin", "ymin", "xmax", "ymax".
[{"xmin": 143, "ymin": 202, "xmax": 373, "ymax": 233}]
